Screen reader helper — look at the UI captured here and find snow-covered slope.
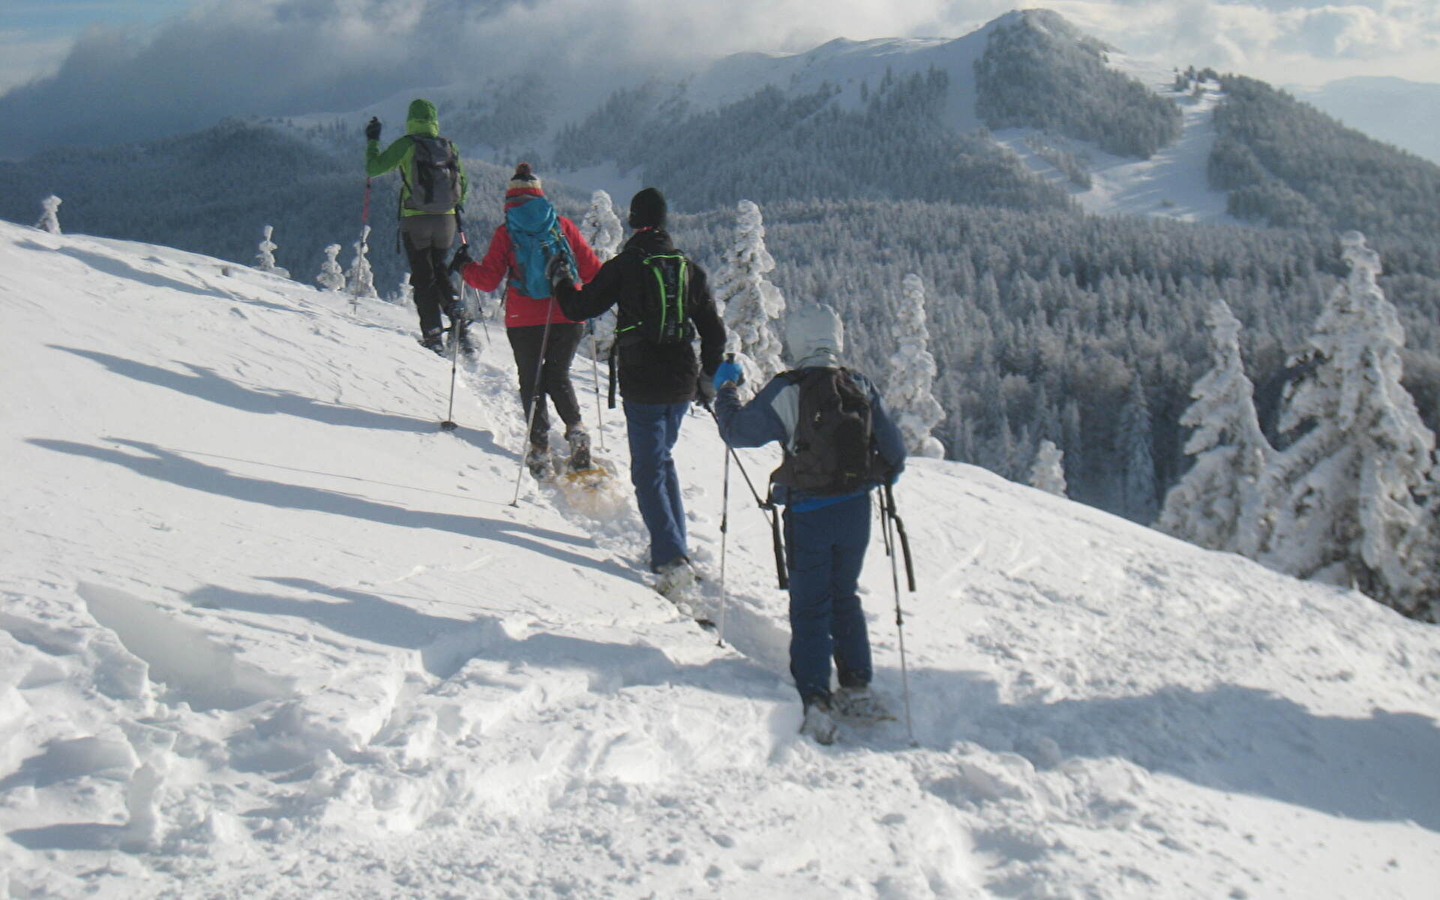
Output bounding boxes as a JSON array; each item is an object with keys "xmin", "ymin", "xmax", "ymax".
[
  {"xmin": 995, "ymin": 61, "xmax": 1233, "ymax": 224},
  {"xmin": 3, "ymin": 221, "xmax": 1439, "ymax": 898}
]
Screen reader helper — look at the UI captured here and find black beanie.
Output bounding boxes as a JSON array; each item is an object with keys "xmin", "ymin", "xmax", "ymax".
[{"xmin": 628, "ymin": 187, "xmax": 667, "ymax": 229}]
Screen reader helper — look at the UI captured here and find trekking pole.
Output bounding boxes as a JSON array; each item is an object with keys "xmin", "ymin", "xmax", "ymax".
[
  {"xmin": 886, "ymin": 482, "xmax": 917, "ymax": 591},
  {"xmin": 588, "ymin": 321, "xmax": 606, "ymax": 450},
  {"xmin": 880, "ymin": 484, "xmax": 917, "ymax": 746},
  {"xmin": 438, "ymin": 208, "xmax": 472, "ymax": 433},
  {"xmin": 510, "ymin": 302, "xmax": 556, "ymax": 506},
  {"xmin": 440, "ymin": 315, "xmax": 460, "ymax": 432},
  {"xmin": 703, "ymin": 404, "xmax": 788, "ymax": 591},
  {"xmin": 716, "ymin": 430, "xmax": 732, "ymax": 648}
]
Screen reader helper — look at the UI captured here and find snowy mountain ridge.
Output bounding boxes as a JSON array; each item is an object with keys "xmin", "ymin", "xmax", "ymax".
[{"xmin": 4, "ymin": 221, "xmax": 1440, "ymax": 897}]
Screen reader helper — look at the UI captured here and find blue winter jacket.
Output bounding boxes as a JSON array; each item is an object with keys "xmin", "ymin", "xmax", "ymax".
[{"xmin": 714, "ymin": 366, "xmax": 907, "ymax": 511}]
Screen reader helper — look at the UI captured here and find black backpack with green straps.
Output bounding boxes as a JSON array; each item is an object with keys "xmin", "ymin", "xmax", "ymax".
[{"xmin": 618, "ymin": 249, "xmax": 692, "ymax": 346}]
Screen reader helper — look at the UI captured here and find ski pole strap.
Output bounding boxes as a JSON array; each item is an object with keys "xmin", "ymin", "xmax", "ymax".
[
  {"xmin": 607, "ymin": 341, "xmax": 618, "ymax": 410},
  {"xmin": 769, "ymin": 491, "xmax": 788, "ymax": 591},
  {"xmin": 885, "ymin": 484, "xmax": 917, "ymax": 592}
]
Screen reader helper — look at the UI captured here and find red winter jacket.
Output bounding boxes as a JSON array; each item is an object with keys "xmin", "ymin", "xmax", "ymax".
[{"xmin": 461, "ymin": 217, "xmax": 602, "ymax": 328}]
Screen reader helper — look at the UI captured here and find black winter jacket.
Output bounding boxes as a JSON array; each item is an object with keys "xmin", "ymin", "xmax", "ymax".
[{"xmin": 556, "ymin": 228, "xmax": 726, "ymax": 405}]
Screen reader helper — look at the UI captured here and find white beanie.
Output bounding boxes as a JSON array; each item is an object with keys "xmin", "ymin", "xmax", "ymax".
[{"xmin": 785, "ymin": 303, "xmax": 844, "ymax": 368}]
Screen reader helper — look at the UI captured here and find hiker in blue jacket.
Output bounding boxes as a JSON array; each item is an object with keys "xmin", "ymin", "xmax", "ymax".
[{"xmin": 714, "ymin": 304, "xmax": 906, "ymax": 744}]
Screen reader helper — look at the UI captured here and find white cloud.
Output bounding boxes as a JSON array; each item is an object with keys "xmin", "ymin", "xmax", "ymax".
[
  {"xmin": 0, "ymin": 0, "xmax": 1436, "ymax": 157},
  {"xmin": 0, "ymin": 30, "xmax": 73, "ymax": 95},
  {"xmin": 1007, "ymin": 0, "xmax": 1440, "ymax": 83}
]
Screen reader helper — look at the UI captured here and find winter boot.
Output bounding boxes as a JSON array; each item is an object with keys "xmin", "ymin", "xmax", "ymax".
[
  {"xmin": 565, "ymin": 424, "xmax": 591, "ymax": 471},
  {"xmin": 654, "ymin": 556, "xmax": 698, "ymax": 599},
  {"xmin": 832, "ymin": 686, "xmax": 891, "ymax": 723},
  {"xmin": 454, "ymin": 320, "xmax": 477, "ymax": 357},
  {"xmin": 526, "ymin": 441, "xmax": 551, "ymax": 481},
  {"xmin": 800, "ymin": 695, "xmax": 838, "ymax": 745},
  {"xmin": 420, "ymin": 327, "xmax": 445, "ymax": 356}
]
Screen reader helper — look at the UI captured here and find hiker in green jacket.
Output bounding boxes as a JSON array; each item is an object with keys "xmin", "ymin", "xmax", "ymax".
[{"xmin": 365, "ymin": 99, "xmax": 471, "ymax": 354}]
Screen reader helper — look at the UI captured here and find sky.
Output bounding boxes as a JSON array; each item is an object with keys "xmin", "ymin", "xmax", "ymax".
[{"xmin": 0, "ymin": 0, "xmax": 1436, "ymax": 156}]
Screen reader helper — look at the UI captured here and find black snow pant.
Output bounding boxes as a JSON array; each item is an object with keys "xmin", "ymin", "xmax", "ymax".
[
  {"xmin": 507, "ymin": 322, "xmax": 585, "ymax": 449},
  {"xmin": 401, "ymin": 214, "xmax": 460, "ymax": 340}
]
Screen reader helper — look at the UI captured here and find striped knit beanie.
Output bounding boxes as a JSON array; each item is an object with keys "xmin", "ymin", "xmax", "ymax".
[{"xmin": 504, "ymin": 162, "xmax": 543, "ymax": 207}]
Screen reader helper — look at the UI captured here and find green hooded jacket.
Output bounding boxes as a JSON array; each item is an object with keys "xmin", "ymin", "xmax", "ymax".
[{"xmin": 365, "ymin": 99, "xmax": 469, "ymax": 217}]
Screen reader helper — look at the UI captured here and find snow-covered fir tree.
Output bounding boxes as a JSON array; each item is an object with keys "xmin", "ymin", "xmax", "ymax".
[
  {"xmin": 581, "ymin": 190, "xmax": 623, "ymax": 261},
  {"xmin": 1158, "ymin": 300, "xmax": 1272, "ymax": 553},
  {"xmin": 255, "ymin": 225, "xmax": 289, "ymax": 278},
  {"xmin": 885, "ymin": 273, "xmax": 946, "ymax": 458},
  {"xmin": 36, "ymin": 195, "xmax": 61, "ymax": 235},
  {"xmin": 345, "ymin": 226, "xmax": 378, "ymax": 300},
  {"xmin": 1028, "ymin": 439, "xmax": 1067, "ymax": 496},
  {"xmin": 580, "ymin": 190, "xmax": 622, "ymax": 358},
  {"xmin": 391, "ymin": 275, "xmax": 413, "ymax": 307},
  {"xmin": 316, "ymin": 244, "xmax": 344, "ymax": 291},
  {"xmin": 715, "ymin": 200, "xmax": 786, "ymax": 387},
  {"xmin": 1255, "ymin": 232, "xmax": 1436, "ymax": 614},
  {"xmin": 1119, "ymin": 374, "xmax": 1158, "ymax": 523}
]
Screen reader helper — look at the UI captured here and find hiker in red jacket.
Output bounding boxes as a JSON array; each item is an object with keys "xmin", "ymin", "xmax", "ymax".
[{"xmin": 451, "ymin": 164, "xmax": 601, "ymax": 475}]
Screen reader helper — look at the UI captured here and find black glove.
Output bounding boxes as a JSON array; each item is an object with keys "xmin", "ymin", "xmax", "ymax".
[
  {"xmin": 448, "ymin": 244, "xmax": 474, "ymax": 276},
  {"xmin": 696, "ymin": 373, "xmax": 717, "ymax": 405},
  {"xmin": 364, "ymin": 117, "xmax": 381, "ymax": 142},
  {"xmin": 545, "ymin": 253, "xmax": 575, "ymax": 294}
]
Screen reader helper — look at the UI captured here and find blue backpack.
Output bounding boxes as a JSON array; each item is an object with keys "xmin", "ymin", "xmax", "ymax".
[{"xmin": 505, "ymin": 197, "xmax": 575, "ymax": 299}]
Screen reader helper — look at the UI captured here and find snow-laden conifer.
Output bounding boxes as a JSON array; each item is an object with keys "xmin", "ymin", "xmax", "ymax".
[
  {"xmin": 1256, "ymin": 232, "xmax": 1435, "ymax": 613},
  {"xmin": 255, "ymin": 225, "xmax": 290, "ymax": 278},
  {"xmin": 1028, "ymin": 439, "xmax": 1067, "ymax": 496},
  {"xmin": 580, "ymin": 190, "xmax": 622, "ymax": 358},
  {"xmin": 885, "ymin": 273, "xmax": 946, "ymax": 458},
  {"xmin": 1120, "ymin": 374, "xmax": 1158, "ymax": 523},
  {"xmin": 316, "ymin": 244, "xmax": 345, "ymax": 291},
  {"xmin": 392, "ymin": 275, "xmax": 413, "ymax": 307},
  {"xmin": 36, "ymin": 195, "xmax": 62, "ymax": 235},
  {"xmin": 345, "ymin": 225, "xmax": 378, "ymax": 300},
  {"xmin": 581, "ymin": 190, "xmax": 623, "ymax": 261},
  {"xmin": 1158, "ymin": 300, "xmax": 1271, "ymax": 552},
  {"xmin": 715, "ymin": 200, "xmax": 786, "ymax": 387}
]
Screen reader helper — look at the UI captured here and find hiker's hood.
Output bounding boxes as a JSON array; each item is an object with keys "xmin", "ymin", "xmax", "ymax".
[
  {"xmin": 786, "ymin": 303, "xmax": 844, "ymax": 369},
  {"xmin": 406, "ymin": 99, "xmax": 439, "ymax": 137},
  {"xmin": 505, "ymin": 195, "xmax": 557, "ymax": 233}
]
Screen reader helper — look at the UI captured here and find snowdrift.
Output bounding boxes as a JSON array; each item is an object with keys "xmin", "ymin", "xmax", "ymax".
[{"xmin": 2, "ymin": 220, "xmax": 1438, "ymax": 898}]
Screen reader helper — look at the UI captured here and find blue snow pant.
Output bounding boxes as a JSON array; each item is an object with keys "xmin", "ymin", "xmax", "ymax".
[
  {"xmin": 785, "ymin": 493, "xmax": 874, "ymax": 703},
  {"xmin": 623, "ymin": 400, "xmax": 690, "ymax": 571}
]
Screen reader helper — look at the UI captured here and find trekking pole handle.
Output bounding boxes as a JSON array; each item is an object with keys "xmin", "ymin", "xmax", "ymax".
[{"xmin": 884, "ymin": 484, "xmax": 917, "ymax": 593}]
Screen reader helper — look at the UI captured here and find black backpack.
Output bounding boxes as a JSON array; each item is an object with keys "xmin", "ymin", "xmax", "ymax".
[
  {"xmin": 402, "ymin": 136, "xmax": 461, "ymax": 214},
  {"xmin": 772, "ymin": 367, "xmax": 891, "ymax": 496},
  {"xmin": 617, "ymin": 250, "xmax": 692, "ymax": 345}
]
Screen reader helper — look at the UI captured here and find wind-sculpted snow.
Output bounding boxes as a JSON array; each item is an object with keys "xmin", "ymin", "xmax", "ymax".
[{"xmin": 2, "ymin": 221, "xmax": 1439, "ymax": 896}]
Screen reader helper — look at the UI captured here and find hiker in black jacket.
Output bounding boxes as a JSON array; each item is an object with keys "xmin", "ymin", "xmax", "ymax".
[{"xmin": 551, "ymin": 188, "xmax": 727, "ymax": 593}]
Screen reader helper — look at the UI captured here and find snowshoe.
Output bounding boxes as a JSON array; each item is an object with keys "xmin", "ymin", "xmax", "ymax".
[
  {"xmin": 452, "ymin": 324, "xmax": 477, "ymax": 358},
  {"xmin": 552, "ymin": 456, "xmax": 625, "ymax": 519},
  {"xmin": 525, "ymin": 444, "xmax": 553, "ymax": 481},
  {"xmin": 654, "ymin": 556, "xmax": 699, "ymax": 597},
  {"xmin": 565, "ymin": 425, "xmax": 591, "ymax": 472},
  {"xmin": 831, "ymin": 686, "xmax": 894, "ymax": 724},
  {"xmin": 800, "ymin": 697, "xmax": 838, "ymax": 746},
  {"xmin": 653, "ymin": 557, "xmax": 713, "ymax": 628},
  {"xmin": 420, "ymin": 329, "xmax": 446, "ymax": 356}
]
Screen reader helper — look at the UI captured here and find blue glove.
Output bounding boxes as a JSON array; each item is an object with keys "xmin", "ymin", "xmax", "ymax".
[{"xmin": 713, "ymin": 360, "xmax": 743, "ymax": 391}]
